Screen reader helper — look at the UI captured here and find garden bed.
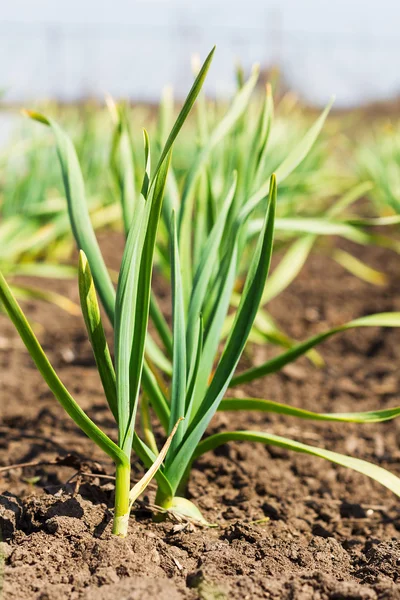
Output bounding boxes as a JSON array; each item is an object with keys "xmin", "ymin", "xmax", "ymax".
[{"xmin": 1, "ymin": 233, "xmax": 399, "ymax": 600}]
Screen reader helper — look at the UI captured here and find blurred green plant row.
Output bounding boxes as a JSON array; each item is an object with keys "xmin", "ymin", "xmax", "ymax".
[{"xmin": 2, "ymin": 65, "xmax": 400, "ymax": 331}]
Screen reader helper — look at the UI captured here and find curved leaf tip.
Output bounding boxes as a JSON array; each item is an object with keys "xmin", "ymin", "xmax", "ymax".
[
  {"xmin": 21, "ymin": 109, "xmax": 50, "ymax": 126},
  {"xmin": 79, "ymin": 249, "xmax": 88, "ymax": 269}
]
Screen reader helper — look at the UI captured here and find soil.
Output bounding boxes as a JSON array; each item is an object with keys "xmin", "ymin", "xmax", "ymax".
[{"xmin": 1, "ymin": 232, "xmax": 400, "ymax": 600}]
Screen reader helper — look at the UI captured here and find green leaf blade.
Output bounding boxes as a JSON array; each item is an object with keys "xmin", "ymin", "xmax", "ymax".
[
  {"xmin": 0, "ymin": 269, "xmax": 125, "ymax": 467},
  {"xmin": 167, "ymin": 212, "xmax": 187, "ymax": 458},
  {"xmin": 165, "ymin": 175, "xmax": 276, "ymax": 492},
  {"xmin": 153, "ymin": 46, "xmax": 216, "ymax": 181},
  {"xmin": 219, "ymin": 397, "xmax": 400, "ymax": 423},
  {"xmin": 194, "ymin": 430, "xmax": 400, "ymax": 497},
  {"xmin": 26, "ymin": 112, "xmax": 116, "ymax": 324},
  {"xmin": 231, "ymin": 312, "xmax": 400, "ymax": 386},
  {"xmin": 78, "ymin": 251, "xmax": 118, "ymax": 421}
]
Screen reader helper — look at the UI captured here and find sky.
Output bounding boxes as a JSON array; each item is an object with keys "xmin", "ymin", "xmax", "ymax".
[{"xmin": 1, "ymin": 0, "xmax": 400, "ymax": 106}]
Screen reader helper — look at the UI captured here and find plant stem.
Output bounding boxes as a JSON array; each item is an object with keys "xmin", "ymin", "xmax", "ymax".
[
  {"xmin": 113, "ymin": 462, "xmax": 131, "ymax": 537},
  {"xmin": 154, "ymin": 486, "xmax": 173, "ymax": 521}
]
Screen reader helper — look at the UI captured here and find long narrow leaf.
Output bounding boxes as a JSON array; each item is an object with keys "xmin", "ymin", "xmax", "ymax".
[
  {"xmin": 153, "ymin": 46, "xmax": 216, "ymax": 181},
  {"xmin": 332, "ymin": 249, "xmax": 387, "ymax": 286},
  {"xmin": 129, "ymin": 417, "xmax": 184, "ymax": 506},
  {"xmin": 274, "ymin": 98, "xmax": 334, "ymax": 183},
  {"xmin": 25, "ymin": 111, "xmax": 116, "ymax": 324},
  {"xmin": 0, "ymin": 270, "xmax": 125, "ymax": 466},
  {"xmin": 242, "ymin": 99, "xmax": 333, "ymax": 216},
  {"xmin": 179, "ymin": 65, "xmax": 259, "ymax": 234},
  {"xmin": 327, "ymin": 181, "xmax": 374, "ymax": 218},
  {"xmin": 219, "ymin": 397, "xmax": 400, "ymax": 423},
  {"xmin": 115, "ymin": 153, "xmax": 171, "ymax": 453},
  {"xmin": 261, "ymin": 234, "xmax": 315, "ymax": 305},
  {"xmin": 132, "ymin": 433, "xmax": 173, "ymax": 499},
  {"xmin": 109, "ymin": 102, "xmax": 136, "ymax": 233},
  {"xmin": 191, "ymin": 242, "xmax": 239, "ymax": 412},
  {"xmin": 231, "ymin": 312, "xmax": 400, "ymax": 386},
  {"xmin": 194, "ymin": 430, "xmax": 400, "ymax": 497},
  {"xmin": 141, "ymin": 362, "xmax": 170, "ymax": 431},
  {"xmin": 186, "ymin": 173, "xmax": 237, "ymax": 365},
  {"xmin": 184, "ymin": 315, "xmax": 204, "ymax": 428},
  {"xmin": 165, "ymin": 176, "xmax": 276, "ymax": 491},
  {"xmin": 150, "ymin": 293, "xmax": 173, "ymax": 358},
  {"xmin": 167, "ymin": 212, "xmax": 187, "ymax": 457},
  {"xmin": 146, "ymin": 335, "xmax": 172, "ymax": 375},
  {"xmin": 9, "ymin": 284, "xmax": 80, "ymax": 316},
  {"xmin": 78, "ymin": 251, "xmax": 118, "ymax": 420}
]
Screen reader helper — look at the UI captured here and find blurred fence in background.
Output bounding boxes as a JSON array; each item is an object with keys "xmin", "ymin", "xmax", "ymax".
[{"xmin": 1, "ymin": 0, "xmax": 400, "ymax": 108}]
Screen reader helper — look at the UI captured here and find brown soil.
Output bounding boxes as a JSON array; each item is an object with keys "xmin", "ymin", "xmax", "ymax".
[{"xmin": 1, "ymin": 233, "xmax": 400, "ymax": 600}]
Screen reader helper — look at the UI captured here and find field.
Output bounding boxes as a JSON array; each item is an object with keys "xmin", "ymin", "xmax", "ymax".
[{"xmin": 1, "ymin": 55, "xmax": 400, "ymax": 599}]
